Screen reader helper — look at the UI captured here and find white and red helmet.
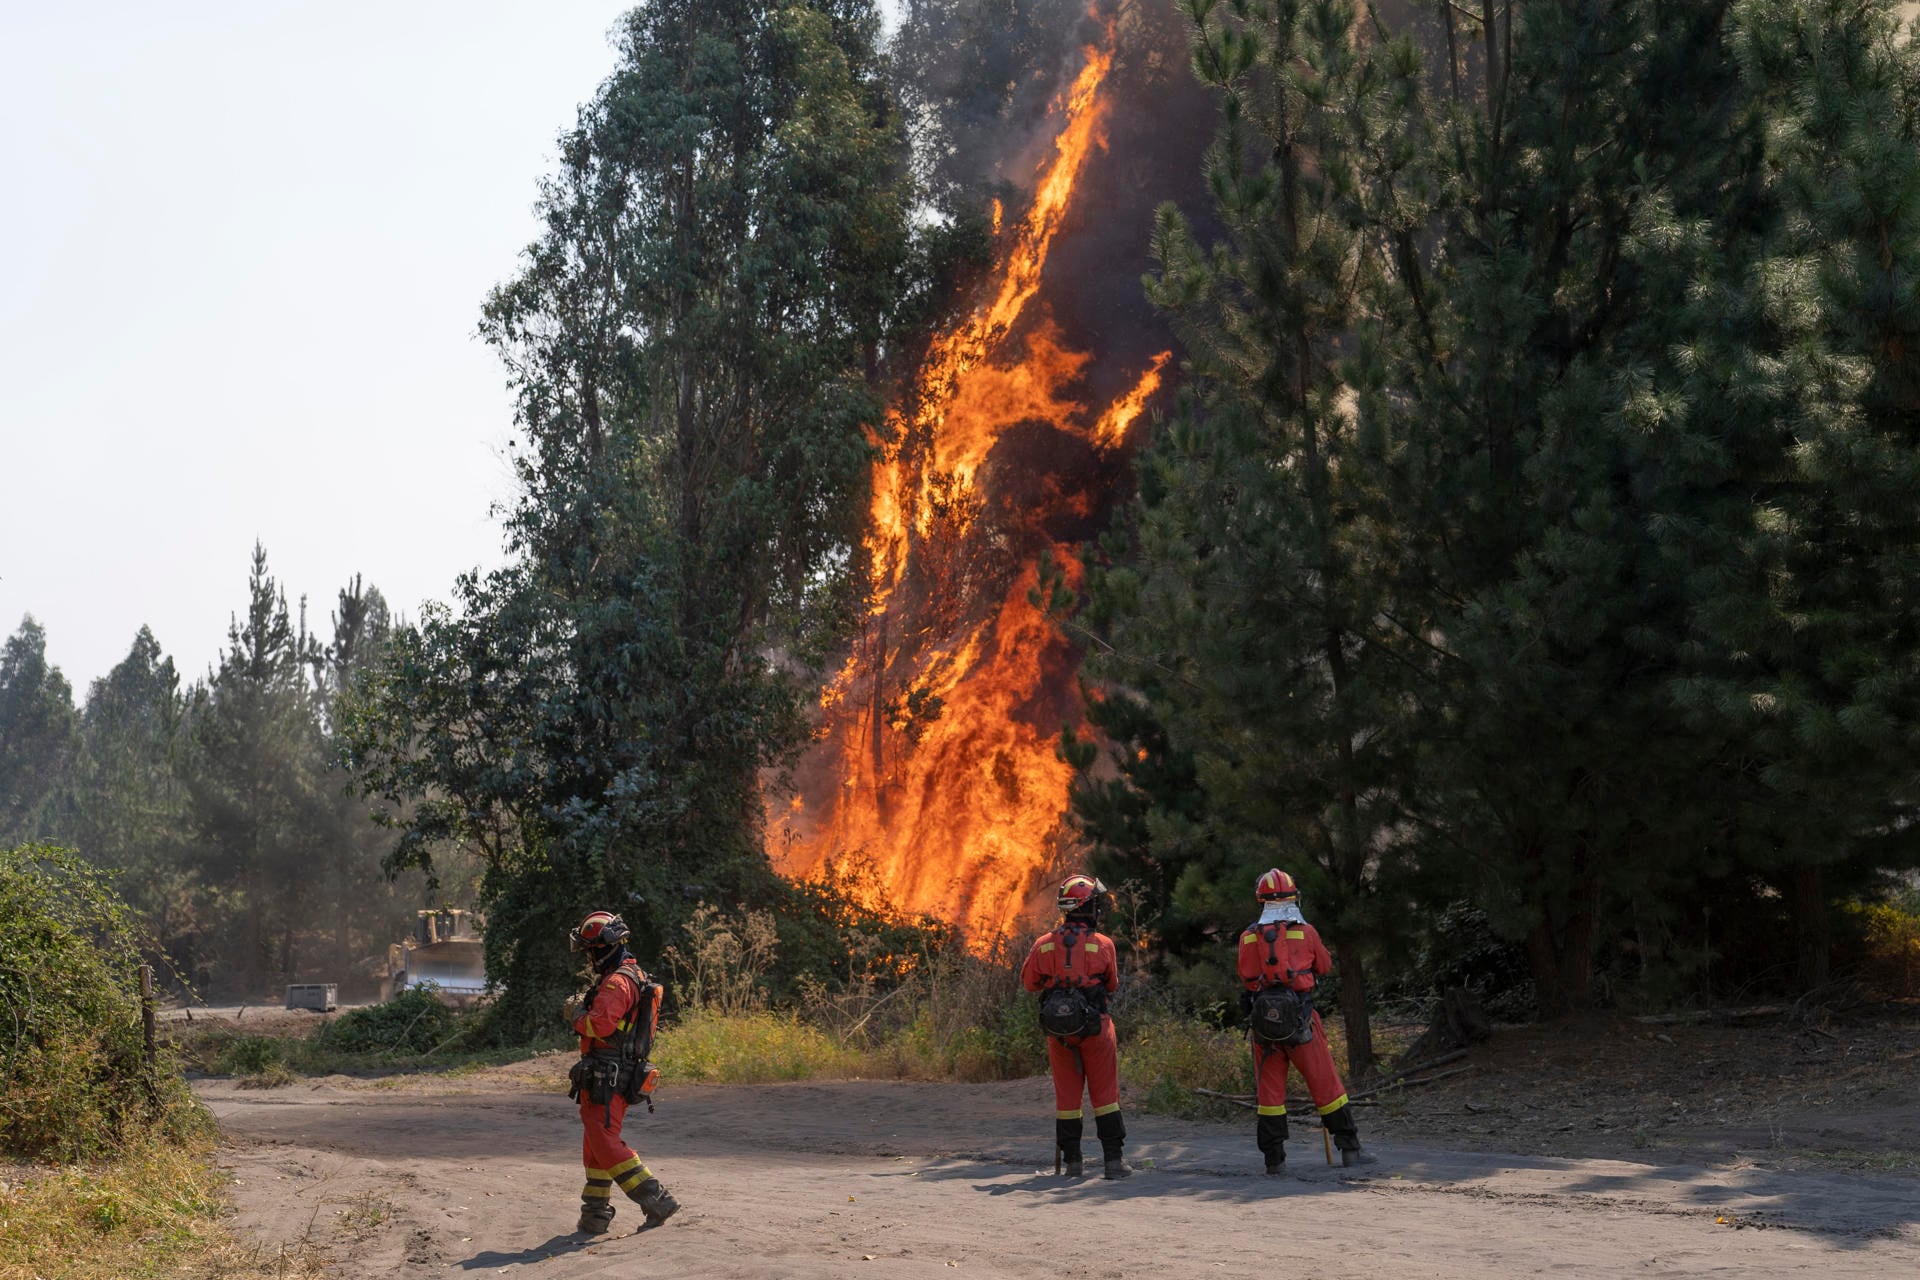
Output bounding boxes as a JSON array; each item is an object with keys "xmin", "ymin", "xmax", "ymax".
[
  {"xmin": 1254, "ymin": 869, "xmax": 1299, "ymax": 903},
  {"xmin": 1057, "ymin": 874, "xmax": 1108, "ymax": 918},
  {"xmin": 569, "ymin": 910, "xmax": 631, "ymax": 952}
]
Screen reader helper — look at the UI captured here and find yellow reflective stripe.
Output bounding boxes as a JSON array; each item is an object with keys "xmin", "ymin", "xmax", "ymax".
[
  {"xmin": 615, "ymin": 1165, "xmax": 650, "ymax": 1190},
  {"xmin": 1056, "ymin": 1108, "xmax": 1083, "ymax": 1120},
  {"xmin": 1040, "ymin": 942, "xmax": 1055, "ymax": 953},
  {"xmin": 1092, "ymin": 1102, "xmax": 1120, "ymax": 1117},
  {"xmin": 1316, "ymin": 1094, "xmax": 1349, "ymax": 1116},
  {"xmin": 1286, "ymin": 930, "xmax": 1305, "ymax": 940},
  {"xmin": 607, "ymin": 1156, "xmax": 642, "ymax": 1178},
  {"xmin": 584, "ymin": 1167, "xmax": 611, "ymax": 1178},
  {"xmin": 1083, "ymin": 942, "xmax": 1101, "ymax": 952},
  {"xmin": 1256, "ymin": 1105, "xmax": 1288, "ymax": 1116},
  {"xmin": 581, "ymin": 1184, "xmax": 612, "ymax": 1199},
  {"xmin": 1241, "ymin": 933, "xmax": 1255, "ymax": 945}
]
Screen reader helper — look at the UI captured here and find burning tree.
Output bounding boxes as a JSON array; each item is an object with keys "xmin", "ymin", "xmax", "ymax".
[{"xmin": 771, "ymin": 3, "xmax": 1212, "ymax": 939}]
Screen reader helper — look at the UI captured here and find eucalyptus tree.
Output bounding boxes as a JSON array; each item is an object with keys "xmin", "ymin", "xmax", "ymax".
[{"xmin": 351, "ymin": 0, "xmax": 917, "ymax": 1034}]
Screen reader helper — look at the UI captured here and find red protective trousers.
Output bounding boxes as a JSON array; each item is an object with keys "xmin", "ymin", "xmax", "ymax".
[
  {"xmin": 1048, "ymin": 1015, "xmax": 1121, "ymax": 1120},
  {"xmin": 579, "ymin": 1093, "xmax": 654, "ymax": 1205},
  {"xmin": 572, "ymin": 961, "xmax": 659, "ymax": 1205},
  {"xmin": 1251, "ymin": 1009, "xmax": 1348, "ymax": 1117}
]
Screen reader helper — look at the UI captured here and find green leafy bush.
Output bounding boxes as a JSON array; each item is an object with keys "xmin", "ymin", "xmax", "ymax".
[
  {"xmin": 193, "ymin": 1033, "xmax": 287, "ymax": 1075},
  {"xmin": 1119, "ymin": 1009, "xmax": 1254, "ymax": 1119},
  {"xmin": 312, "ymin": 985, "xmax": 465, "ymax": 1055},
  {"xmin": 0, "ymin": 845, "xmax": 209, "ymax": 1161},
  {"xmin": 1842, "ymin": 901, "xmax": 1920, "ymax": 998}
]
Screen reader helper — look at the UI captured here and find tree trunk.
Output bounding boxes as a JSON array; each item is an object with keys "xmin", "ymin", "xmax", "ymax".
[
  {"xmin": 1333, "ymin": 939, "xmax": 1376, "ymax": 1080},
  {"xmin": 1789, "ymin": 863, "xmax": 1831, "ymax": 990}
]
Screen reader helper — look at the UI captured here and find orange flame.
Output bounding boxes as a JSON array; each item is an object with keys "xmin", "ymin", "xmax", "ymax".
[
  {"xmin": 774, "ymin": 25, "xmax": 1168, "ymax": 939},
  {"xmin": 1091, "ymin": 350, "xmax": 1171, "ymax": 449}
]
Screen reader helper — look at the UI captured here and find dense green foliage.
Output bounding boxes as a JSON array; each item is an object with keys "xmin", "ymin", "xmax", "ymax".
[
  {"xmin": 347, "ymin": 0, "xmax": 931, "ymax": 1039},
  {"xmin": 0, "ymin": 845, "xmax": 209, "ymax": 1161},
  {"xmin": 1067, "ymin": 0, "xmax": 1920, "ymax": 1052}
]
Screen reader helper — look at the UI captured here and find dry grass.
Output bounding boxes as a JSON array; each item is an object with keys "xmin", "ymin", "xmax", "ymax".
[{"xmin": 0, "ymin": 1135, "xmax": 328, "ymax": 1280}]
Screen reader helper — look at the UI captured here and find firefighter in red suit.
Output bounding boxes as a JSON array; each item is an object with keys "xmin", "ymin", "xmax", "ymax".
[
  {"xmin": 1020, "ymin": 874, "xmax": 1131, "ymax": 1179},
  {"xmin": 1237, "ymin": 870, "xmax": 1375, "ymax": 1173},
  {"xmin": 567, "ymin": 910, "xmax": 680, "ymax": 1233}
]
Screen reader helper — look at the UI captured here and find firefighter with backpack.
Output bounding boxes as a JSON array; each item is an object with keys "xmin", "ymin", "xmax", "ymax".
[
  {"xmin": 565, "ymin": 910, "xmax": 680, "ymax": 1234},
  {"xmin": 1020, "ymin": 874, "xmax": 1131, "ymax": 1180},
  {"xmin": 1238, "ymin": 870, "xmax": 1375, "ymax": 1174}
]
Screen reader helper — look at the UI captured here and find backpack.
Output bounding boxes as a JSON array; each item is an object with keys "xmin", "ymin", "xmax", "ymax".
[
  {"xmin": 1247, "ymin": 921, "xmax": 1316, "ymax": 1047},
  {"xmin": 1038, "ymin": 985, "xmax": 1103, "ymax": 1039},
  {"xmin": 1249, "ymin": 984, "xmax": 1315, "ymax": 1047}
]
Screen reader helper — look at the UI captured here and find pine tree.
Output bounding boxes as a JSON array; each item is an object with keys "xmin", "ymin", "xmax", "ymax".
[
  {"xmin": 1067, "ymin": 0, "xmax": 1433, "ymax": 1072},
  {"xmin": 1660, "ymin": 0, "xmax": 1920, "ymax": 988},
  {"xmin": 0, "ymin": 616, "xmax": 78, "ymax": 846},
  {"xmin": 69, "ymin": 627, "xmax": 192, "ymax": 953},
  {"xmin": 183, "ymin": 545, "xmax": 328, "ymax": 992}
]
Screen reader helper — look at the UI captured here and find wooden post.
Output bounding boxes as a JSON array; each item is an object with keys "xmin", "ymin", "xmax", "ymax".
[
  {"xmin": 139, "ymin": 965, "xmax": 156, "ymax": 1068},
  {"xmin": 1322, "ymin": 1127, "xmax": 1334, "ymax": 1166},
  {"xmin": 139, "ymin": 964, "xmax": 159, "ymax": 1102}
]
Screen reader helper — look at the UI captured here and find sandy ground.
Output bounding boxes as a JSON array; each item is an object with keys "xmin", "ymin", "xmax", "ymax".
[{"xmin": 198, "ymin": 1056, "xmax": 1920, "ymax": 1280}]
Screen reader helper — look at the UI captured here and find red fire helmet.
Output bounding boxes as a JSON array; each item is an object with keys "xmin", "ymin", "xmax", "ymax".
[
  {"xmin": 569, "ymin": 910, "xmax": 631, "ymax": 952},
  {"xmin": 1254, "ymin": 869, "xmax": 1299, "ymax": 902},
  {"xmin": 1057, "ymin": 874, "xmax": 1108, "ymax": 917}
]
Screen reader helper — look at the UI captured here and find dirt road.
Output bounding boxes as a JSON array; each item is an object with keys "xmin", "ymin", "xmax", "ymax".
[{"xmin": 198, "ymin": 1061, "xmax": 1920, "ymax": 1280}]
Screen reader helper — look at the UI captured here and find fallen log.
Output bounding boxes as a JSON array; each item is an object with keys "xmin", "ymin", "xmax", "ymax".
[
  {"xmin": 1194, "ymin": 1062, "xmax": 1476, "ymax": 1110},
  {"xmin": 1192, "ymin": 1088, "xmax": 1381, "ymax": 1113}
]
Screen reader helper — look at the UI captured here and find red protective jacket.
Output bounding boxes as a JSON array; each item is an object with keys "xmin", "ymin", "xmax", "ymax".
[
  {"xmin": 1020, "ymin": 923, "xmax": 1119, "ymax": 997},
  {"xmin": 1237, "ymin": 919, "xmax": 1332, "ymax": 993},
  {"xmin": 572, "ymin": 960, "xmax": 659, "ymax": 1055}
]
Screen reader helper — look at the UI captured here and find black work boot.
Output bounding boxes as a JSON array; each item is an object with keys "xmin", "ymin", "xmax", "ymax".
[
  {"xmin": 577, "ymin": 1198, "xmax": 615, "ymax": 1234},
  {"xmin": 634, "ymin": 1178, "xmax": 680, "ymax": 1227},
  {"xmin": 1337, "ymin": 1138, "xmax": 1377, "ymax": 1167},
  {"xmin": 1095, "ymin": 1110, "xmax": 1130, "ymax": 1179},
  {"xmin": 1257, "ymin": 1111, "xmax": 1290, "ymax": 1175},
  {"xmin": 1322, "ymin": 1102, "xmax": 1376, "ymax": 1167},
  {"xmin": 1056, "ymin": 1115, "xmax": 1085, "ymax": 1177}
]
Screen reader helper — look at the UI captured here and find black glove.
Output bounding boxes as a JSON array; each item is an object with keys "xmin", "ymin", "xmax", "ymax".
[{"xmin": 1238, "ymin": 989, "xmax": 1254, "ymax": 1016}]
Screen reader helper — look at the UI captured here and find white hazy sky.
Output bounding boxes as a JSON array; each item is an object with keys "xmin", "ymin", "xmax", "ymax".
[{"xmin": 1, "ymin": 1, "xmax": 636, "ymax": 694}]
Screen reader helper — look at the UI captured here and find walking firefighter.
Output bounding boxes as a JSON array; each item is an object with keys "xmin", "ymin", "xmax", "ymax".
[
  {"xmin": 1237, "ymin": 870, "xmax": 1376, "ymax": 1174},
  {"xmin": 1020, "ymin": 874, "xmax": 1132, "ymax": 1179},
  {"xmin": 565, "ymin": 910, "xmax": 680, "ymax": 1234}
]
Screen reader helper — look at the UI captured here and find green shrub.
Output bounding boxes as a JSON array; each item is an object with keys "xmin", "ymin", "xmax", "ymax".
[
  {"xmin": 312, "ymin": 985, "xmax": 465, "ymax": 1056},
  {"xmin": 1843, "ymin": 901, "xmax": 1920, "ymax": 998},
  {"xmin": 195, "ymin": 1033, "xmax": 287, "ymax": 1076},
  {"xmin": 0, "ymin": 845, "xmax": 208, "ymax": 1162},
  {"xmin": 1121, "ymin": 1013, "xmax": 1253, "ymax": 1118}
]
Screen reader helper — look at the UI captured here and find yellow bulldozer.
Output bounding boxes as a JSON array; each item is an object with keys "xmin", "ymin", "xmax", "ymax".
[{"xmin": 378, "ymin": 909, "xmax": 488, "ymax": 1003}]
